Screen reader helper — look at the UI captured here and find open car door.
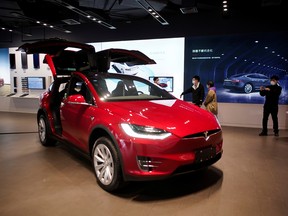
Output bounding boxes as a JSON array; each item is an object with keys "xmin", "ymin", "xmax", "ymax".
[
  {"xmin": 17, "ymin": 38, "xmax": 156, "ymax": 79},
  {"xmin": 17, "ymin": 38, "xmax": 95, "ymax": 79},
  {"xmin": 95, "ymin": 48, "xmax": 156, "ymax": 72}
]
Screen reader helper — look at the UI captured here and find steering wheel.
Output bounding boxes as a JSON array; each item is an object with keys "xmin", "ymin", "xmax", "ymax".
[{"xmin": 137, "ymin": 91, "xmax": 144, "ymax": 95}]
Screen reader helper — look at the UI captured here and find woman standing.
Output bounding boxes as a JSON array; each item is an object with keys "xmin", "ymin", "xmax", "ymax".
[{"xmin": 204, "ymin": 81, "xmax": 218, "ymax": 115}]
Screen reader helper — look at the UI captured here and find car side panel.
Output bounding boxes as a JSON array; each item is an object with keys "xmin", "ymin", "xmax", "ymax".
[{"xmin": 60, "ymin": 101, "xmax": 93, "ymax": 152}]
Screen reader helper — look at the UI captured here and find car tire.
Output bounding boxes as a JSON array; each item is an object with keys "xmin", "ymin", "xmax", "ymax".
[
  {"xmin": 92, "ymin": 137, "xmax": 123, "ymax": 192},
  {"xmin": 38, "ymin": 115, "xmax": 56, "ymax": 146},
  {"xmin": 244, "ymin": 83, "xmax": 253, "ymax": 94}
]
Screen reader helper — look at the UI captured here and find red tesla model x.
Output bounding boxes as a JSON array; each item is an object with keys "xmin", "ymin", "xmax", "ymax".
[{"xmin": 18, "ymin": 39, "xmax": 223, "ymax": 192}]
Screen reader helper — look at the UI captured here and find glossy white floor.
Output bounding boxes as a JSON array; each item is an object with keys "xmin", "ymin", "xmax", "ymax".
[{"xmin": 0, "ymin": 112, "xmax": 288, "ymax": 216}]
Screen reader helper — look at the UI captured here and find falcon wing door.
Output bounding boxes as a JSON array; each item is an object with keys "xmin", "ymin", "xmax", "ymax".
[
  {"xmin": 17, "ymin": 38, "xmax": 95, "ymax": 79},
  {"xmin": 95, "ymin": 48, "xmax": 156, "ymax": 73}
]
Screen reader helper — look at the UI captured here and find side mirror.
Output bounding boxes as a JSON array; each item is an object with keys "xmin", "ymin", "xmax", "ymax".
[{"xmin": 66, "ymin": 94, "xmax": 86, "ymax": 104}]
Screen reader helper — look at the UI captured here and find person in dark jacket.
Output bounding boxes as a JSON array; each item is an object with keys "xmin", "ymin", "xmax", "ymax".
[
  {"xmin": 259, "ymin": 75, "xmax": 282, "ymax": 136},
  {"xmin": 180, "ymin": 75, "xmax": 205, "ymax": 107}
]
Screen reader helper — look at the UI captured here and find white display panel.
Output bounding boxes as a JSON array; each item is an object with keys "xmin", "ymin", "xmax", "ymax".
[{"xmin": 89, "ymin": 37, "xmax": 185, "ymax": 97}]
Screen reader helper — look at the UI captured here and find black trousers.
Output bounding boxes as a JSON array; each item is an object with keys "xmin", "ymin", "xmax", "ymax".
[{"xmin": 262, "ymin": 106, "xmax": 279, "ymax": 133}]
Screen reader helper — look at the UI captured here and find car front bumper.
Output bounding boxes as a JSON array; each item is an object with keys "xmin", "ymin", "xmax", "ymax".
[{"xmin": 118, "ymin": 130, "xmax": 223, "ymax": 181}]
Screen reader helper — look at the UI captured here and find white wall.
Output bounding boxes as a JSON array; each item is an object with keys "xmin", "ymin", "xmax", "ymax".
[
  {"xmin": 0, "ymin": 97, "xmax": 39, "ymax": 114},
  {"xmin": 9, "ymin": 47, "xmax": 53, "ymax": 96},
  {"xmin": 218, "ymin": 103, "xmax": 288, "ymax": 129}
]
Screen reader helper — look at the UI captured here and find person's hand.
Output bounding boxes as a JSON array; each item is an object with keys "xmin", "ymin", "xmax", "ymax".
[
  {"xmin": 265, "ymin": 87, "xmax": 270, "ymax": 91},
  {"xmin": 260, "ymin": 86, "xmax": 265, "ymax": 91}
]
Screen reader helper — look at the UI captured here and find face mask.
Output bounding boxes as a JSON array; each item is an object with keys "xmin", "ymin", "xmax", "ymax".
[{"xmin": 270, "ymin": 81, "xmax": 276, "ymax": 85}]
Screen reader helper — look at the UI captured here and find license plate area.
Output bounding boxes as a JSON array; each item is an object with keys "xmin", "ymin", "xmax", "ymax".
[{"xmin": 195, "ymin": 147, "xmax": 216, "ymax": 163}]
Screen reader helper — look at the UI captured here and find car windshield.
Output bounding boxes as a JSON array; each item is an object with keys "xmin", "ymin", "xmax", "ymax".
[{"xmin": 88, "ymin": 74, "xmax": 175, "ymax": 101}]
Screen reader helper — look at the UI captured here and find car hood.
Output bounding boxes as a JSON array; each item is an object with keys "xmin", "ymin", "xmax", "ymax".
[{"xmin": 103, "ymin": 99, "xmax": 220, "ymax": 138}]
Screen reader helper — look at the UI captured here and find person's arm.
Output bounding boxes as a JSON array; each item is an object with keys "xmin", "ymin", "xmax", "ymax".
[
  {"xmin": 180, "ymin": 87, "xmax": 193, "ymax": 97},
  {"xmin": 271, "ymin": 85, "xmax": 282, "ymax": 97},
  {"xmin": 259, "ymin": 86, "xmax": 267, "ymax": 96}
]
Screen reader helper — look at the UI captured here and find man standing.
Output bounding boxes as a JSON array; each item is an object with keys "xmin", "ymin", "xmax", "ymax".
[
  {"xmin": 259, "ymin": 75, "xmax": 282, "ymax": 136},
  {"xmin": 180, "ymin": 75, "xmax": 205, "ymax": 107}
]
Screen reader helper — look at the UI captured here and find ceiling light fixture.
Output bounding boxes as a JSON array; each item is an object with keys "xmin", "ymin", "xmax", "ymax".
[
  {"xmin": 222, "ymin": 0, "xmax": 229, "ymax": 14},
  {"xmin": 136, "ymin": 0, "xmax": 169, "ymax": 25},
  {"xmin": 1, "ymin": 26, "xmax": 32, "ymax": 37},
  {"xmin": 52, "ymin": 0, "xmax": 116, "ymax": 30},
  {"xmin": 180, "ymin": 6, "xmax": 198, "ymax": 14},
  {"xmin": 10, "ymin": 12, "xmax": 71, "ymax": 33}
]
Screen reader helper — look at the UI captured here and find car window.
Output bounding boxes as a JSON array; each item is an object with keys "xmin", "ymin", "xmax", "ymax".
[
  {"xmin": 230, "ymin": 73, "xmax": 245, "ymax": 78},
  {"xmin": 67, "ymin": 77, "xmax": 94, "ymax": 104},
  {"xmin": 247, "ymin": 74, "xmax": 260, "ymax": 79},
  {"xmin": 258, "ymin": 74, "xmax": 268, "ymax": 79},
  {"xmin": 90, "ymin": 75, "xmax": 175, "ymax": 101}
]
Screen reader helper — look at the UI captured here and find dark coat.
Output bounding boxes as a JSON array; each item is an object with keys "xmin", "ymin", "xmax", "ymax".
[
  {"xmin": 260, "ymin": 84, "xmax": 282, "ymax": 107},
  {"xmin": 181, "ymin": 83, "xmax": 205, "ymax": 106}
]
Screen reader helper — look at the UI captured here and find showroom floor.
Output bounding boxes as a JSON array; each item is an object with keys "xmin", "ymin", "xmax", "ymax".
[{"xmin": 0, "ymin": 112, "xmax": 288, "ymax": 216}]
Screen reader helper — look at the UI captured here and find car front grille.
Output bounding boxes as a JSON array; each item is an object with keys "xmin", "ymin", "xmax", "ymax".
[{"xmin": 183, "ymin": 129, "xmax": 221, "ymax": 139}]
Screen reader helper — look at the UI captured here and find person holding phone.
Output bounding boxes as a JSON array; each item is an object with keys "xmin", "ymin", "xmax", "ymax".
[{"xmin": 259, "ymin": 75, "xmax": 282, "ymax": 136}]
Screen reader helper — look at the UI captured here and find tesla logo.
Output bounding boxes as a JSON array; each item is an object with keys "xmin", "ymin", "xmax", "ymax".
[{"xmin": 204, "ymin": 131, "xmax": 209, "ymax": 139}]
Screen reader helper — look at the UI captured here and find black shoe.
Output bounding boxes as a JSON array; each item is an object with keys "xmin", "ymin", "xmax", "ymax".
[
  {"xmin": 259, "ymin": 132, "xmax": 267, "ymax": 136},
  {"xmin": 274, "ymin": 133, "xmax": 279, "ymax": 137}
]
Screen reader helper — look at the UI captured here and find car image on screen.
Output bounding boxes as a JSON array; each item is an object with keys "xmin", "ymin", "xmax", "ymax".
[
  {"xmin": 223, "ymin": 73, "xmax": 271, "ymax": 94},
  {"xmin": 17, "ymin": 38, "xmax": 223, "ymax": 192}
]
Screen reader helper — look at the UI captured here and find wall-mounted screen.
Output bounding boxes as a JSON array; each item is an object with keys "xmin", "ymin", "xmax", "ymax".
[
  {"xmin": 21, "ymin": 52, "xmax": 28, "ymax": 69},
  {"xmin": 27, "ymin": 77, "xmax": 46, "ymax": 90},
  {"xmin": 149, "ymin": 76, "xmax": 174, "ymax": 92},
  {"xmin": 184, "ymin": 32, "xmax": 288, "ymax": 104},
  {"xmin": 9, "ymin": 53, "xmax": 16, "ymax": 69},
  {"xmin": 33, "ymin": 53, "xmax": 40, "ymax": 69}
]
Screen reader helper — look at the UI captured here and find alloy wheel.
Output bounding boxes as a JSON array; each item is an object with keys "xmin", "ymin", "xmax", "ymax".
[
  {"xmin": 38, "ymin": 118, "xmax": 46, "ymax": 143},
  {"xmin": 244, "ymin": 83, "xmax": 253, "ymax": 93},
  {"xmin": 93, "ymin": 144, "xmax": 114, "ymax": 186}
]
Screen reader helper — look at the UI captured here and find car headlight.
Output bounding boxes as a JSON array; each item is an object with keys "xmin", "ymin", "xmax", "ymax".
[{"xmin": 120, "ymin": 123, "xmax": 171, "ymax": 140}]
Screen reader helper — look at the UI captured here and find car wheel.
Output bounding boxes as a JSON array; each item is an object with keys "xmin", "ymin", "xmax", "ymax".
[
  {"xmin": 38, "ymin": 115, "xmax": 56, "ymax": 146},
  {"xmin": 92, "ymin": 137, "xmax": 123, "ymax": 192},
  {"xmin": 244, "ymin": 83, "xmax": 253, "ymax": 94}
]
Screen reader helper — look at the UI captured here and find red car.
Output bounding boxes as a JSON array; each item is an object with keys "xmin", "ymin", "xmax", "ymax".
[{"xmin": 18, "ymin": 39, "xmax": 223, "ymax": 192}]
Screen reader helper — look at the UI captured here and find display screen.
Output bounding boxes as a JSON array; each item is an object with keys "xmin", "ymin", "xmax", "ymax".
[
  {"xmin": 21, "ymin": 52, "xmax": 28, "ymax": 69},
  {"xmin": 33, "ymin": 53, "xmax": 40, "ymax": 69},
  {"xmin": 184, "ymin": 32, "xmax": 288, "ymax": 104},
  {"xmin": 149, "ymin": 76, "xmax": 174, "ymax": 92},
  {"xmin": 10, "ymin": 54, "xmax": 16, "ymax": 69},
  {"xmin": 27, "ymin": 77, "xmax": 46, "ymax": 89}
]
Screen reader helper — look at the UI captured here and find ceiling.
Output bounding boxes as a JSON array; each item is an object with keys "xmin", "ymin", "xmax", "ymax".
[{"xmin": 0, "ymin": 0, "xmax": 287, "ymax": 46}]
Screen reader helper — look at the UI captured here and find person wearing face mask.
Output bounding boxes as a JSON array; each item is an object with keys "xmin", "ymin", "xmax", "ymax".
[
  {"xmin": 259, "ymin": 75, "xmax": 282, "ymax": 136},
  {"xmin": 203, "ymin": 81, "xmax": 218, "ymax": 115},
  {"xmin": 180, "ymin": 75, "xmax": 205, "ymax": 107}
]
